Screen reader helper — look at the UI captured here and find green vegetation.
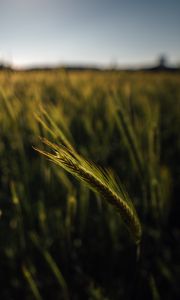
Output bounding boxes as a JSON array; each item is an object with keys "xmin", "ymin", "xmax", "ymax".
[{"xmin": 0, "ymin": 70, "xmax": 179, "ymax": 299}]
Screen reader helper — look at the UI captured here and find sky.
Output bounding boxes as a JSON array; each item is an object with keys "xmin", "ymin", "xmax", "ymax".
[{"xmin": 0, "ymin": 0, "xmax": 180, "ymax": 67}]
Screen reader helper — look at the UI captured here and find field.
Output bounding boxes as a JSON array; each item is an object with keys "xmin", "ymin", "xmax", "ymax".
[{"xmin": 0, "ymin": 69, "xmax": 180, "ymax": 299}]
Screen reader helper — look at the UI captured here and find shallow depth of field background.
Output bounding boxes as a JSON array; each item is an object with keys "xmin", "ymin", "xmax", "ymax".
[
  {"xmin": 0, "ymin": 0, "xmax": 180, "ymax": 299},
  {"xmin": 0, "ymin": 69, "xmax": 179, "ymax": 299}
]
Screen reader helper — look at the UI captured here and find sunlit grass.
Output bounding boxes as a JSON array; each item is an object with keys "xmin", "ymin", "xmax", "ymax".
[{"xmin": 0, "ymin": 69, "xmax": 179, "ymax": 299}]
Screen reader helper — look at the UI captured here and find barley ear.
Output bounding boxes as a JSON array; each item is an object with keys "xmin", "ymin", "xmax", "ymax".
[{"xmin": 34, "ymin": 138, "xmax": 142, "ymax": 244}]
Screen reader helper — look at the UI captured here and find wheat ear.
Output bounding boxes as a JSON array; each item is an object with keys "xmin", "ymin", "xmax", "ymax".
[{"xmin": 34, "ymin": 138, "xmax": 142, "ymax": 244}]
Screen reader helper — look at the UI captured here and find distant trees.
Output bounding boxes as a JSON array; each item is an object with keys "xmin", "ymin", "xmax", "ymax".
[
  {"xmin": 0, "ymin": 60, "xmax": 12, "ymax": 70},
  {"xmin": 157, "ymin": 55, "xmax": 168, "ymax": 67}
]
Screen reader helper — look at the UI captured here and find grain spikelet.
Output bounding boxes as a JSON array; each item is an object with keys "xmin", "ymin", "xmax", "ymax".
[{"xmin": 34, "ymin": 138, "xmax": 142, "ymax": 244}]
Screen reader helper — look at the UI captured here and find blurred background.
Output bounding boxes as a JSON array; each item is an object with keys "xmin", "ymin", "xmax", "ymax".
[
  {"xmin": 0, "ymin": 1, "xmax": 180, "ymax": 299},
  {"xmin": 0, "ymin": 0, "xmax": 180, "ymax": 69}
]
